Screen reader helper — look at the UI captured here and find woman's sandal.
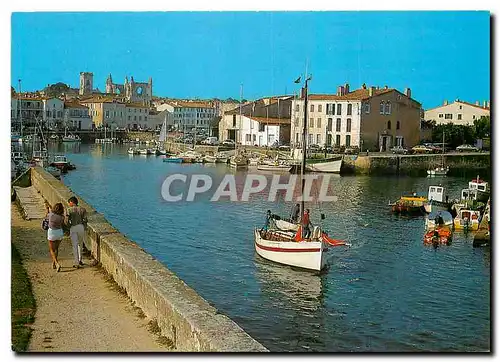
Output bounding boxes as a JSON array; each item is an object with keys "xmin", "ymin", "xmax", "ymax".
[{"xmin": 56, "ymin": 263, "xmax": 61, "ymax": 272}]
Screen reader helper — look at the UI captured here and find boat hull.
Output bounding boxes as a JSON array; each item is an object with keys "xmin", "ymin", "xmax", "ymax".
[
  {"xmin": 257, "ymin": 164, "xmax": 291, "ymax": 172},
  {"xmin": 163, "ymin": 158, "xmax": 183, "ymax": 163},
  {"xmin": 306, "ymin": 159, "xmax": 342, "ymax": 173},
  {"xmin": 254, "ymin": 229, "xmax": 327, "ymax": 271}
]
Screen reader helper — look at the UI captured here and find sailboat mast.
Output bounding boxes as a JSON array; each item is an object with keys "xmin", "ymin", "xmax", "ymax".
[
  {"xmin": 300, "ymin": 77, "xmax": 310, "ymax": 218},
  {"xmin": 238, "ymin": 84, "xmax": 243, "ymax": 154}
]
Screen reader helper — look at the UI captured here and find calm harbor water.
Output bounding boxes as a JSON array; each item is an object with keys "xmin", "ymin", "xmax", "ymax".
[{"xmin": 30, "ymin": 143, "xmax": 491, "ymax": 351}]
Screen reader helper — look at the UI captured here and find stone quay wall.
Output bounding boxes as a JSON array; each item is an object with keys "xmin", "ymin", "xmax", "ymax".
[
  {"xmin": 341, "ymin": 153, "xmax": 491, "ymax": 176},
  {"xmin": 29, "ymin": 167, "xmax": 268, "ymax": 352}
]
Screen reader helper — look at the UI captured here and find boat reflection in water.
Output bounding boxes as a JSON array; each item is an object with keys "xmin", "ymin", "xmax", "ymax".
[{"xmin": 253, "ymin": 256, "xmax": 331, "ymax": 351}]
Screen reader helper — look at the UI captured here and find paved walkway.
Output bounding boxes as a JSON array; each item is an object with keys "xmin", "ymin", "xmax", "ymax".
[
  {"xmin": 11, "ymin": 202, "xmax": 170, "ymax": 352},
  {"xmin": 13, "ymin": 186, "xmax": 47, "ymax": 220}
]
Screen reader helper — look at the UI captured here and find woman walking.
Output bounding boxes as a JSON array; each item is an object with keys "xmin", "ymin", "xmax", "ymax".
[{"xmin": 47, "ymin": 203, "xmax": 66, "ymax": 272}]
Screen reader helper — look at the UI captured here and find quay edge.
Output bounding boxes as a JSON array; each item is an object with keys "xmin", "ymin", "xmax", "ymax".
[{"xmin": 18, "ymin": 167, "xmax": 269, "ymax": 352}]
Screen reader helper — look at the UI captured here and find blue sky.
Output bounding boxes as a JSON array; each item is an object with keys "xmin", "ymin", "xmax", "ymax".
[{"xmin": 11, "ymin": 11, "xmax": 490, "ymax": 109}]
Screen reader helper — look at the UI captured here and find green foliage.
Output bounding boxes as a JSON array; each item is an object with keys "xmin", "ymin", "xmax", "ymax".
[
  {"xmin": 432, "ymin": 123, "xmax": 475, "ymax": 148},
  {"xmin": 44, "ymin": 82, "xmax": 70, "ymax": 97},
  {"xmin": 474, "ymin": 116, "xmax": 490, "ymax": 139},
  {"xmin": 11, "ymin": 244, "xmax": 36, "ymax": 352}
]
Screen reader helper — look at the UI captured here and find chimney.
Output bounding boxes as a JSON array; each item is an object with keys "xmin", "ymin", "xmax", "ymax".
[
  {"xmin": 369, "ymin": 86, "xmax": 376, "ymax": 97},
  {"xmin": 384, "ymin": 85, "xmax": 388, "ymax": 90},
  {"xmin": 362, "ymin": 83, "xmax": 367, "ymax": 89},
  {"xmin": 404, "ymin": 88, "xmax": 411, "ymax": 99},
  {"xmin": 344, "ymin": 83, "xmax": 350, "ymax": 94},
  {"xmin": 483, "ymin": 100, "xmax": 487, "ymax": 108},
  {"xmin": 475, "ymin": 101, "xmax": 480, "ymax": 106},
  {"xmin": 337, "ymin": 86, "xmax": 344, "ymax": 96},
  {"xmin": 487, "ymin": 101, "xmax": 490, "ymax": 108},
  {"xmin": 443, "ymin": 100, "xmax": 448, "ymax": 106}
]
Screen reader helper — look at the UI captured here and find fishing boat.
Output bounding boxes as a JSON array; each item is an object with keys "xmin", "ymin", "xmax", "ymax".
[
  {"xmin": 203, "ymin": 154, "xmax": 217, "ymax": 163},
  {"xmin": 155, "ymin": 149, "xmax": 168, "ymax": 156},
  {"xmin": 257, "ymin": 161, "xmax": 291, "ymax": 172},
  {"xmin": 127, "ymin": 147, "xmax": 140, "ymax": 155},
  {"xmin": 179, "ymin": 150, "xmax": 203, "ymax": 163},
  {"xmin": 289, "ymin": 149, "xmax": 342, "ymax": 173},
  {"xmin": 62, "ymin": 130, "xmax": 81, "ymax": 143},
  {"xmin": 424, "ymin": 210, "xmax": 454, "ymax": 230},
  {"xmin": 11, "ymin": 132, "xmax": 22, "ymax": 143},
  {"xmin": 215, "ymin": 154, "xmax": 229, "ymax": 164},
  {"xmin": 253, "ymin": 74, "xmax": 346, "ymax": 272},
  {"xmin": 453, "ymin": 209, "xmax": 480, "ymax": 231},
  {"xmin": 155, "ymin": 116, "xmax": 169, "ymax": 156},
  {"xmin": 11, "ymin": 151, "xmax": 24, "ymax": 163},
  {"xmin": 139, "ymin": 148, "xmax": 154, "ymax": 155},
  {"xmin": 466, "ymin": 176, "xmax": 490, "ymax": 202},
  {"xmin": 423, "ymin": 226, "xmax": 452, "ymax": 246},
  {"xmin": 427, "ymin": 132, "xmax": 448, "ymax": 176},
  {"xmin": 163, "ymin": 156, "xmax": 183, "ymax": 163},
  {"xmin": 422, "ymin": 185, "xmax": 450, "ymax": 213},
  {"xmin": 229, "ymin": 154, "xmax": 248, "ymax": 169},
  {"xmin": 50, "ymin": 155, "xmax": 76, "ymax": 172},
  {"xmin": 389, "ymin": 193, "xmax": 427, "ymax": 215}
]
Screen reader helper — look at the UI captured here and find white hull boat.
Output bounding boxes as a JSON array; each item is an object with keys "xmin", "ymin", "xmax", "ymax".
[
  {"xmin": 229, "ymin": 155, "xmax": 248, "ymax": 169},
  {"xmin": 257, "ymin": 163, "xmax": 291, "ymax": 172},
  {"xmin": 306, "ymin": 158, "xmax": 342, "ymax": 173},
  {"xmin": 254, "ymin": 229, "xmax": 328, "ymax": 271},
  {"xmin": 427, "ymin": 167, "xmax": 449, "ymax": 176},
  {"xmin": 204, "ymin": 155, "xmax": 217, "ymax": 163},
  {"xmin": 62, "ymin": 135, "xmax": 81, "ymax": 142}
]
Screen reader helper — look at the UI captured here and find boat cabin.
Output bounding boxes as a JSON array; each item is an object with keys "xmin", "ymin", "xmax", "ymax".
[
  {"xmin": 461, "ymin": 188, "xmax": 479, "ymax": 201},
  {"xmin": 468, "ymin": 179, "xmax": 489, "ymax": 193},
  {"xmin": 53, "ymin": 155, "xmax": 68, "ymax": 163},
  {"xmin": 11, "ymin": 151, "xmax": 24, "ymax": 161},
  {"xmin": 428, "ymin": 186, "xmax": 446, "ymax": 203}
]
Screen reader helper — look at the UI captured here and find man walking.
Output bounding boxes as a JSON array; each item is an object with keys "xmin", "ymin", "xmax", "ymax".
[{"xmin": 66, "ymin": 196, "xmax": 87, "ymax": 268}]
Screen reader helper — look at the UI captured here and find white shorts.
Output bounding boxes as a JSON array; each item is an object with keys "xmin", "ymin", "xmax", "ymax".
[{"xmin": 47, "ymin": 228, "xmax": 64, "ymax": 241}]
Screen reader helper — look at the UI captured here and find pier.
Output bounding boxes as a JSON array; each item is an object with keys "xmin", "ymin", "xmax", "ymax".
[{"xmin": 12, "ymin": 167, "xmax": 268, "ymax": 352}]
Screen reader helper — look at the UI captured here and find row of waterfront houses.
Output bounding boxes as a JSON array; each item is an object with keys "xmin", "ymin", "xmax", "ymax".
[{"xmin": 11, "ymin": 75, "xmax": 490, "ymax": 150}]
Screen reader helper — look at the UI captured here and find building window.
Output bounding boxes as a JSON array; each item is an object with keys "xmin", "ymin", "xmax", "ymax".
[
  {"xmin": 327, "ymin": 118, "xmax": 333, "ymax": 131},
  {"xmin": 439, "ymin": 114, "xmax": 443, "ymax": 118},
  {"xmin": 396, "ymin": 121, "xmax": 400, "ymax": 130},
  {"xmin": 336, "ymin": 118, "xmax": 341, "ymax": 132},
  {"xmin": 387, "ymin": 120, "xmax": 391, "ymax": 130},
  {"xmin": 365, "ymin": 103, "xmax": 371, "ymax": 114},
  {"xmin": 317, "ymin": 118, "xmax": 321, "ymax": 128},
  {"xmin": 346, "ymin": 118, "xmax": 351, "ymax": 132},
  {"xmin": 232, "ymin": 114, "xmax": 236, "ymax": 127},
  {"xmin": 134, "ymin": 116, "xmax": 137, "ymax": 121},
  {"xmin": 445, "ymin": 114, "xmax": 453, "ymax": 119},
  {"xmin": 308, "ymin": 134, "xmax": 314, "ymax": 145},
  {"xmin": 295, "ymin": 104, "xmax": 300, "ymax": 112},
  {"xmin": 380, "ymin": 101, "xmax": 385, "ymax": 114},
  {"xmin": 337, "ymin": 104, "xmax": 342, "ymax": 115},
  {"xmin": 318, "ymin": 104, "xmax": 322, "ymax": 112},
  {"xmin": 346, "ymin": 135, "xmax": 351, "ymax": 147},
  {"xmin": 310, "ymin": 104, "xmax": 314, "ymax": 112},
  {"xmin": 309, "ymin": 118, "xmax": 314, "ymax": 128},
  {"xmin": 145, "ymin": 116, "xmax": 147, "ymax": 121},
  {"xmin": 316, "ymin": 134, "xmax": 321, "ymax": 145},
  {"xmin": 459, "ymin": 105, "xmax": 462, "ymax": 110},
  {"xmin": 139, "ymin": 116, "xmax": 142, "ymax": 121},
  {"xmin": 347, "ymin": 104, "xmax": 352, "ymax": 115},
  {"xmin": 336, "ymin": 134, "xmax": 341, "ymax": 145},
  {"xmin": 326, "ymin": 103, "xmax": 335, "ymax": 115},
  {"xmin": 259, "ymin": 123, "xmax": 265, "ymax": 132},
  {"xmin": 458, "ymin": 114, "xmax": 462, "ymax": 120},
  {"xmin": 385, "ymin": 102, "xmax": 391, "ymax": 114},
  {"xmin": 246, "ymin": 134, "xmax": 251, "ymax": 142}
]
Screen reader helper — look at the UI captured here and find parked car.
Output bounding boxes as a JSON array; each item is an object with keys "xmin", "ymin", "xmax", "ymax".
[
  {"xmin": 202, "ymin": 137, "xmax": 219, "ymax": 146},
  {"xmin": 391, "ymin": 145, "xmax": 409, "ymax": 154},
  {"xmin": 344, "ymin": 146, "xmax": 360, "ymax": 155},
  {"xmin": 278, "ymin": 144, "xmax": 290, "ymax": 151},
  {"xmin": 456, "ymin": 144, "xmax": 479, "ymax": 152},
  {"xmin": 321, "ymin": 146, "xmax": 334, "ymax": 154},
  {"xmin": 308, "ymin": 144, "xmax": 322, "ymax": 152},
  {"xmin": 412, "ymin": 145, "xmax": 433, "ymax": 154},
  {"xmin": 222, "ymin": 139, "xmax": 236, "ymax": 147}
]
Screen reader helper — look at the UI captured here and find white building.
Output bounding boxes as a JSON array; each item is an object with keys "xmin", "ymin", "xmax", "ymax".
[
  {"xmin": 220, "ymin": 114, "xmax": 288, "ymax": 146},
  {"xmin": 63, "ymin": 101, "xmax": 92, "ymax": 130},
  {"xmin": 424, "ymin": 99, "xmax": 490, "ymax": 125},
  {"xmin": 155, "ymin": 100, "xmax": 217, "ymax": 132},
  {"xmin": 291, "ymin": 92, "xmax": 363, "ymax": 148},
  {"xmin": 43, "ymin": 98, "xmax": 65, "ymax": 129}
]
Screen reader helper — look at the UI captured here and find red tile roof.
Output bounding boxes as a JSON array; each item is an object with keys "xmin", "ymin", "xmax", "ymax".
[{"xmin": 247, "ymin": 116, "xmax": 291, "ymax": 125}]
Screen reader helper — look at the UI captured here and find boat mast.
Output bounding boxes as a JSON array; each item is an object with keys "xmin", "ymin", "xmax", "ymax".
[
  {"xmin": 442, "ymin": 131, "xmax": 445, "ymax": 168},
  {"xmin": 238, "ymin": 84, "xmax": 243, "ymax": 155},
  {"xmin": 300, "ymin": 75, "xmax": 311, "ymax": 218}
]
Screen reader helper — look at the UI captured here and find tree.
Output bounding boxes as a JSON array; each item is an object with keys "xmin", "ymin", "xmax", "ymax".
[
  {"xmin": 473, "ymin": 116, "xmax": 490, "ymax": 139},
  {"xmin": 431, "ymin": 122, "xmax": 475, "ymax": 148},
  {"xmin": 44, "ymin": 82, "xmax": 71, "ymax": 97}
]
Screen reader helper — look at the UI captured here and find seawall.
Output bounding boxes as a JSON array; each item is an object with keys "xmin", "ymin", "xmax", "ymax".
[
  {"xmin": 341, "ymin": 153, "xmax": 491, "ymax": 176},
  {"xmin": 28, "ymin": 167, "xmax": 268, "ymax": 352}
]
